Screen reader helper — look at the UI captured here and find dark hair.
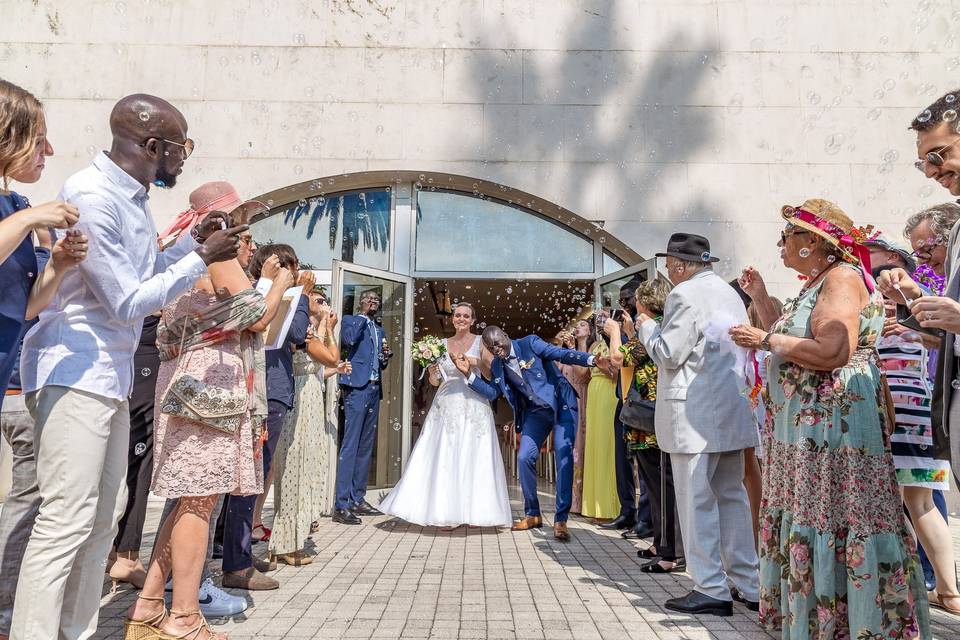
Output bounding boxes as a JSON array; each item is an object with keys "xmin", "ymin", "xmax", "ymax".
[
  {"xmin": 249, "ymin": 243, "xmax": 298, "ymax": 279},
  {"xmin": 910, "ymin": 89, "xmax": 960, "ymax": 133}
]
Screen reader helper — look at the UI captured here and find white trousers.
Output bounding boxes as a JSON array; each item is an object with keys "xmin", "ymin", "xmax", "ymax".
[
  {"xmin": 670, "ymin": 450, "xmax": 759, "ymax": 601},
  {"xmin": 10, "ymin": 386, "xmax": 129, "ymax": 640}
]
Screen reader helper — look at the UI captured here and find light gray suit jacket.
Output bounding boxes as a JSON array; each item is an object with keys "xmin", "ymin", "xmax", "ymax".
[
  {"xmin": 935, "ymin": 218, "xmax": 960, "ymax": 481},
  {"xmin": 638, "ymin": 269, "xmax": 759, "ymax": 454}
]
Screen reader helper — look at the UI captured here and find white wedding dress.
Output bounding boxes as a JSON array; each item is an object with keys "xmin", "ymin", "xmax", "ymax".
[{"xmin": 379, "ymin": 336, "xmax": 513, "ymax": 527}]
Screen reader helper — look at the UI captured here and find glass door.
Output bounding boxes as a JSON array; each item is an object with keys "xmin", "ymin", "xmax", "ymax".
[
  {"xmin": 594, "ymin": 258, "xmax": 659, "ymax": 310},
  {"xmin": 330, "ymin": 260, "xmax": 414, "ymax": 490}
]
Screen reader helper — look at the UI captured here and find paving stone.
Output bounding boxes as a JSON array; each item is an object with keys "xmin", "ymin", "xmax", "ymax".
[{"xmin": 88, "ymin": 482, "xmax": 960, "ymax": 640}]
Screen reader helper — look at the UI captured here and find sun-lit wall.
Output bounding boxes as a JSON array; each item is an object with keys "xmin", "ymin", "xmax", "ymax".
[{"xmin": 4, "ymin": 0, "xmax": 959, "ymax": 296}]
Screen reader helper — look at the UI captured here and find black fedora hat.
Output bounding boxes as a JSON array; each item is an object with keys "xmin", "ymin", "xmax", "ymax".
[{"xmin": 654, "ymin": 232, "xmax": 719, "ymax": 263}]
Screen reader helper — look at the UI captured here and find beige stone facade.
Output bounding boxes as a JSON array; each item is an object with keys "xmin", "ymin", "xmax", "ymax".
[{"xmin": 3, "ymin": 0, "xmax": 959, "ymax": 295}]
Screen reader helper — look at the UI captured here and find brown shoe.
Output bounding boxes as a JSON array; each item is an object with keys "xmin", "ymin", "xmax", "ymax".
[
  {"xmin": 253, "ymin": 555, "xmax": 277, "ymax": 572},
  {"xmin": 511, "ymin": 516, "xmax": 542, "ymax": 531},
  {"xmin": 554, "ymin": 521, "xmax": 571, "ymax": 541},
  {"xmin": 222, "ymin": 567, "xmax": 279, "ymax": 591},
  {"xmin": 271, "ymin": 550, "xmax": 313, "ymax": 567}
]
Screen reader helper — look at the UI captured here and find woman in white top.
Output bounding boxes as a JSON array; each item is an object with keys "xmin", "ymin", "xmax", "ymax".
[{"xmin": 379, "ymin": 303, "xmax": 512, "ymax": 528}]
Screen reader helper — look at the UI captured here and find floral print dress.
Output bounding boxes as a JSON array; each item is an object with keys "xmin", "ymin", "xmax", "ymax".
[{"xmin": 759, "ymin": 265, "xmax": 929, "ymax": 640}]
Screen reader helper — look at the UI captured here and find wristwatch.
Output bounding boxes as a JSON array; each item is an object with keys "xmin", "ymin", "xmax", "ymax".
[{"xmin": 759, "ymin": 332, "xmax": 773, "ymax": 351}]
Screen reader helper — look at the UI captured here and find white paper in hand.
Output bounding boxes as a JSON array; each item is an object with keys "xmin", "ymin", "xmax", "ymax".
[{"xmin": 258, "ymin": 283, "xmax": 303, "ymax": 351}]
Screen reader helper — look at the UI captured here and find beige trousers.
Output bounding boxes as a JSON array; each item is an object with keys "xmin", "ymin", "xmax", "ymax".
[{"xmin": 10, "ymin": 386, "xmax": 129, "ymax": 640}]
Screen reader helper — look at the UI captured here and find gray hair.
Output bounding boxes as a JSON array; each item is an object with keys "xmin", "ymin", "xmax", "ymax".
[{"xmin": 903, "ymin": 202, "xmax": 960, "ymax": 240}]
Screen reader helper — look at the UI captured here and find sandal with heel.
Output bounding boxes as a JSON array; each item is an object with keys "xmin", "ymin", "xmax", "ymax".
[
  {"xmin": 123, "ymin": 595, "xmax": 169, "ymax": 640},
  {"xmin": 169, "ymin": 609, "xmax": 228, "ymax": 640}
]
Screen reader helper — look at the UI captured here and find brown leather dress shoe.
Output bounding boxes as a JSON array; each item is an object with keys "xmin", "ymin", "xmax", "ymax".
[
  {"xmin": 511, "ymin": 516, "xmax": 542, "ymax": 531},
  {"xmin": 253, "ymin": 555, "xmax": 277, "ymax": 572},
  {"xmin": 222, "ymin": 567, "xmax": 279, "ymax": 591},
  {"xmin": 554, "ymin": 521, "xmax": 570, "ymax": 541}
]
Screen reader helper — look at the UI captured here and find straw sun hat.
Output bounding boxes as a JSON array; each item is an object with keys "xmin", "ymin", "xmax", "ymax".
[{"xmin": 780, "ymin": 198, "xmax": 874, "ymax": 268}]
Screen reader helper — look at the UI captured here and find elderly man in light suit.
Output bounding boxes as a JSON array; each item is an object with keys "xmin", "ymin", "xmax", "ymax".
[{"xmin": 636, "ymin": 233, "xmax": 759, "ymax": 617}]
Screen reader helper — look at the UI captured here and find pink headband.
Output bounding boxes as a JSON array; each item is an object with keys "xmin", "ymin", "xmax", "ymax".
[{"xmin": 158, "ymin": 190, "xmax": 241, "ymax": 245}]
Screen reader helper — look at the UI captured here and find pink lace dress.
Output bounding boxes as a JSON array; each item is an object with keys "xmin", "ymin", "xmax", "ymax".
[{"xmin": 151, "ymin": 289, "xmax": 264, "ymax": 498}]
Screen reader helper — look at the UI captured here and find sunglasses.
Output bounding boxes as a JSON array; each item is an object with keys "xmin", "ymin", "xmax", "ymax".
[
  {"xmin": 780, "ymin": 228, "xmax": 810, "ymax": 243},
  {"xmin": 139, "ymin": 136, "xmax": 195, "ymax": 159},
  {"xmin": 914, "ymin": 137, "xmax": 960, "ymax": 172}
]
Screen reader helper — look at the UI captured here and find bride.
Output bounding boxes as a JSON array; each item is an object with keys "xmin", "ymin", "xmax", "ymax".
[{"xmin": 379, "ymin": 302, "xmax": 513, "ymax": 528}]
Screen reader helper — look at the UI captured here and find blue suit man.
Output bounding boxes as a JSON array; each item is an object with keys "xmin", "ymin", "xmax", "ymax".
[
  {"xmin": 334, "ymin": 290, "xmax": 391, "ymax": 524},
  {"xmin": 458, "ymin": 326, "xmax": 600, "ymax": 540}
]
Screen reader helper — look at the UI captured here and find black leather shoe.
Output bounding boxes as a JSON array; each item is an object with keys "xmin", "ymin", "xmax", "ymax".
[
  {"xmin": 732, "ymin": 589, "xmax": 760, "ymax": 612},
  {"xmin": 598, "ymin": 513, "xmax": 636, "ymax": 530},
  {"xmin": 332, "ymin": 508, "xmax": 361, "ymax": 525},
  {"xmin": 665, "ymin": 590, "xmax": 733, "ymax": 617},
  {"xmin": 352, "ymin": 500, "xmax": 382, "ymax": 516}
]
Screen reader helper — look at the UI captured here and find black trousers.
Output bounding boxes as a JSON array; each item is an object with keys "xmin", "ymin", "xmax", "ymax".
[
  {"xmin": 633, "ymin": 445, "xmax": 683, "ymax": 561},
  {"xmin": 114, "ymin": 316, "xmax": 160, "ymax": 553},
  {"xmin": 613, "ymin": 402, "xmax": 638, "ymax": 519}
]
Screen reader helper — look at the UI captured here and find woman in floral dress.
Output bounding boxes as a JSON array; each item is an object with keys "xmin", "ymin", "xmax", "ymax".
[{"xmin": 729, "ymin": 199, "xmax": 929, "ymax": 640}]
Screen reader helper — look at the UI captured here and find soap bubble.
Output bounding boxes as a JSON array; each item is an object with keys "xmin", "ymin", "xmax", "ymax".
[
  {"xmin": 942, "ymin": 109, "xmax": 958, "ymax": 123},
  {"xmin": 947, "ymin": 94, "xmax": 957, "ymax": 104},
  {"xmin": 917, "ymin": 109, "xmax": 932, "ymax": 123},
  {"xmin": 824, "ymin": 133, "xmax": 844, "ymax": 155},
  {"xmin": 866, "ymin": 108, "xmax": 882, "ymax": 121},
  {"xmin": 293, "ymin": 33, "xmax": 306, "ymax": 45},
  {"xmin": 138, "ymin": 111, "xmax": 150, "ymax": 122}
]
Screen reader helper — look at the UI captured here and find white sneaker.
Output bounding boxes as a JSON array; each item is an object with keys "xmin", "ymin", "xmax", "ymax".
[{"xmin": 199, "ymin": 577, "xmax": 248, "ymax": 617}]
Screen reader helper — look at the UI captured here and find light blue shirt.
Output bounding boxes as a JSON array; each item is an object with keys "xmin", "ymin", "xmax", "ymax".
[{"xmin": 21, "ymin": 152, "xmax": 207, "ymax": 400}]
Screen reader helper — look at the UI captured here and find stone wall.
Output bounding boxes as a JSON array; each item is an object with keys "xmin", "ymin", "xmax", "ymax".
[{"xmin": 3, "ymin": 0, "xmax": 959, "ymax": 295}]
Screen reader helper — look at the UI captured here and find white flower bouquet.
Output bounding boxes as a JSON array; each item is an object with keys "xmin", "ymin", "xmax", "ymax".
[{"xmin": 411, "ymin": 335, "xmax": 448, "ymax": 381}]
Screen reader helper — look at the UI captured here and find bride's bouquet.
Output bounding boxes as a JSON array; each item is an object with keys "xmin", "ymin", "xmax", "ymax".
[{"xmin": 411, "ymin": 335, "xmax": 447, "ymax": 380}]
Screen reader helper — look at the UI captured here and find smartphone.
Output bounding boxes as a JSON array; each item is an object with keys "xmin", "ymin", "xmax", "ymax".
[
  {"xmin": 612, "ymin": 309, "xmax": 625, "ymax": 322},
  {"xmin": 896, "ymin": 303, "xmax": 945, "ymax": 339}
]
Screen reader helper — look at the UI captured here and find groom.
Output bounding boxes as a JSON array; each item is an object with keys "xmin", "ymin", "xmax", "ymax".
[{"xmin": 453, "ymin": 326, "xmax": 605, "ymax": 540}]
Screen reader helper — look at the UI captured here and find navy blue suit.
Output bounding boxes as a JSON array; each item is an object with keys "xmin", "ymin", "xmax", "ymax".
[
  {"xmin": 336, "ymin": 314, "xmax": 390, "ymax": 510},
  {"xmin": 468, "ymin": 335, "xmax": 592, "ymax": 522}
]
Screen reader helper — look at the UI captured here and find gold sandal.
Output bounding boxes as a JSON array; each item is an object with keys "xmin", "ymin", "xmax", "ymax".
[
  {"xmin": 169, "ymin": 609, "xmax": 227, "ymax": 640},
  {"xmin": 123, "ymin": 595, "xmax": 169, "ymax": 640},
  {"xmin": 929, "ymin": 591, "xmax": 960, "ymax": 615}
]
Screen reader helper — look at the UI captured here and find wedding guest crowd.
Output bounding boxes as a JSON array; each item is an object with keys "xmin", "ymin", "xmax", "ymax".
[{"xmin": 1, "ymin": 72, "xmax": 959, "ymax": 640}]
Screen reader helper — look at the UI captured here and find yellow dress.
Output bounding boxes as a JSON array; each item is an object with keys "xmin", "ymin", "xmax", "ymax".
[{"xmin": 580, "ymin": 341, "xmax": 620, "ymax": 519}]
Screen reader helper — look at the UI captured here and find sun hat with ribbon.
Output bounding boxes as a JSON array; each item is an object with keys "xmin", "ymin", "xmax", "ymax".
[
  {"xmin": 780, "ymin": 198, "xmax": 878, "ymax": 291},
  {"xmin": 158, "ymin": 181, "xmax": 267, "ymax": 246}
]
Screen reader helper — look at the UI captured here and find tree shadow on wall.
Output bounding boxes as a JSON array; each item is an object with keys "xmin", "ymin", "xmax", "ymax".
[{"xmin": 468, "ymin": 12, "xmax": 725, "ymax": 262}]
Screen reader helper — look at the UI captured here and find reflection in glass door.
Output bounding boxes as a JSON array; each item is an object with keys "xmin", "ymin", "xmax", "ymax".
[
  {"xmin": 594, "ymin": 259, "xmax": 659, "ymax": 311},
  {"xmin": 331, "ymin": 261, "xmax": 414, "ymax": 490}
]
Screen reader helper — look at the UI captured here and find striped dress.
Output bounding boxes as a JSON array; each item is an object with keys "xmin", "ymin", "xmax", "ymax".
[{"xmin": 877, "ymin": 334, "xmax": 950, "ymax": 489}]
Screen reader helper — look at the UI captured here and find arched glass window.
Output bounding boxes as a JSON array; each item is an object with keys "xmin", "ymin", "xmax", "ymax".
[
  {"xmin": 249, "ymin": 189, "xmax": 391, "ymax": 270},
  {"xmin": 415, "ymin": 190, "xmax": 594, "ymax": 273}
]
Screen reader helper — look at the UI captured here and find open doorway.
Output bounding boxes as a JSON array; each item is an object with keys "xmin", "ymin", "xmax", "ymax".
[{"xmin": 410, "ymin": 278, "xmax": 594, "ymax": 446}]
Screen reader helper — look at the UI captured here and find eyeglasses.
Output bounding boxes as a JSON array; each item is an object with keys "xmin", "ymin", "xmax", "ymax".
[
  {"xmin": 238, "ymin": 234, "xmax": 254, "ymax": 246},
  {"xmin": 914, "ymin": 137, "xmax": 960, "ymax": 172},
  {"xmin": 139, "ymin": 137, "xmax": 195, "ymax": 159},
  {"xmin": 780, "ymin": 228, "xmax": 810, "ymax": 243}
]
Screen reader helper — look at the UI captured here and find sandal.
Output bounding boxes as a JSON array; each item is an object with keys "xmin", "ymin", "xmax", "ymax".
[
  {"xmin": 639, "ymin": 558, "xmax": 686, "ymax": 574},
  {"xmin": 928, "ymin": 591, "xmax": 960, "ymax": 615},
  {"xmin": 123, "ymin": 595, "xmax": 168, "ymax": 640},
  {"xmin": 251, "ymin": 525, "xmax": 271, "ymax": 543},
  {"xmin": 169, "ymin": 609, "xmax": 228, "ymax": 640},
  {"xmin": 637, "ymin": 546, "xmax": 658, "ymax": 559}
]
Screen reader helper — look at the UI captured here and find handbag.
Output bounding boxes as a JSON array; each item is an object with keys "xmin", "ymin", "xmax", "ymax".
[
  {"xmin": 159, "ymin": 325, "xmax": 247, "ymax": 434},
  {"xmin": 620, "ymin": 384, "xmax": 656, "ymax": 433}
]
